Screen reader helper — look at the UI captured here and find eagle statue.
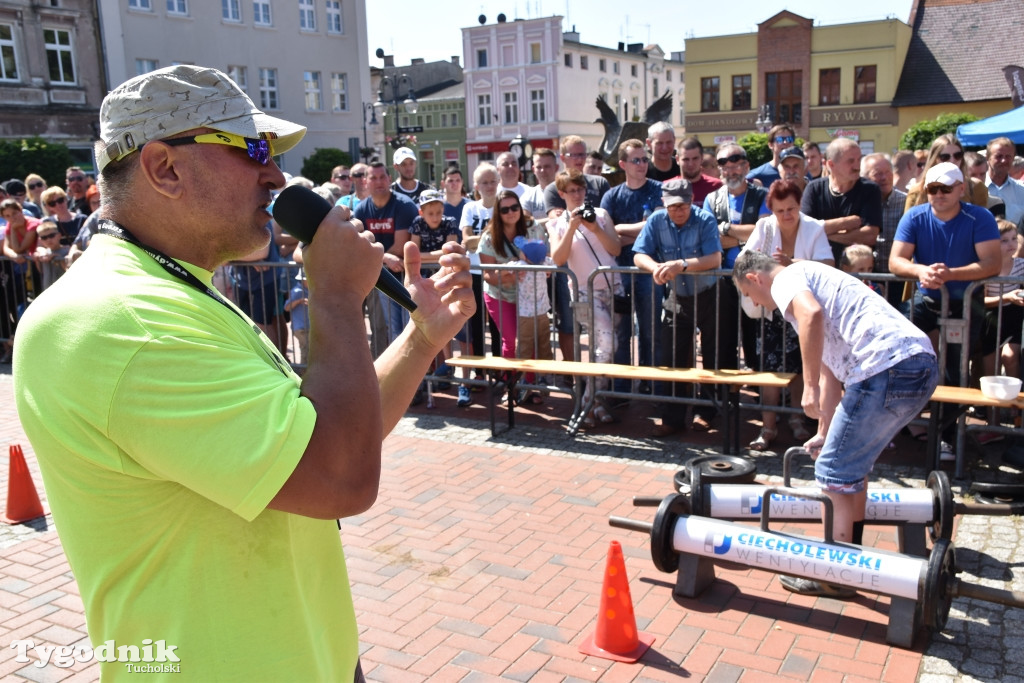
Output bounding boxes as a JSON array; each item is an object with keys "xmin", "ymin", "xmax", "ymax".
[{"xmin": 594, "ymin": 91, "xmax": 674, "ymax": 166}]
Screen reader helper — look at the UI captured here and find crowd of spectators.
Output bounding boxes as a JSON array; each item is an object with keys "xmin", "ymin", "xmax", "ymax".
[{"xmin": 5, "ymin": 127, "xmax": 1024, "ymax": 458}]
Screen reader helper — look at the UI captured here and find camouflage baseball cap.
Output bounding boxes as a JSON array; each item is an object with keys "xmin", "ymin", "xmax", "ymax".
[{"xmin": 96, "ymin": 64, "xmax": 306, "ymax": 172}]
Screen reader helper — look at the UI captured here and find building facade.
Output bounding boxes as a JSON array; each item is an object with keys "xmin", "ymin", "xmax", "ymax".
[
  {"xmin": 461, "ymin": 15, "xmax": 684, "ymax": 170},
  {"xmin": 684, "ymin": 11, "xmax": 911, "ymax": 155},
  {"xmin": 368, "ymin": 56, "xmax": 465, "ymax": 176},
  {"xmin": 98, "ymin": 0, "xmax": 371, "ymax": 174},
  {"xmin": 0, "ymin": 0, "xmax": 106, "ymax": 170}
]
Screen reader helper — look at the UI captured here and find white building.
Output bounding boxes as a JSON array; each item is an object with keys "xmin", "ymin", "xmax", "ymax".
[
  {"xmin": 461, "ymin": 15, "xmax": 684, "ymax": 169},
  {"xmin": 97, "ymin": 0, "xmax": 371, "ymax": 174}
]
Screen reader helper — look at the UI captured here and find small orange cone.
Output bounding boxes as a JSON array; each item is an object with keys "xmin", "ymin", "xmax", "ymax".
[
  {"xmin": 579, "ymin": 540, "xmax": 655, "ymax": 662},
  {"xmin": 3, "ymin": 445, "xmax": 45, "ymax": 524}
]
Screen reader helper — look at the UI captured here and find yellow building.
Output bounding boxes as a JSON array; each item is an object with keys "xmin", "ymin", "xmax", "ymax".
[{"xmin": 684, "ymin": 11, "xmax": 912, "ymax": 154}]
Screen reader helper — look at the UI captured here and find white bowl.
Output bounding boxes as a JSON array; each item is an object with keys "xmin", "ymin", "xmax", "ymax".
[{"xmin": 980, "ymin": 376, "xmax": 1023, "ymax": 402}]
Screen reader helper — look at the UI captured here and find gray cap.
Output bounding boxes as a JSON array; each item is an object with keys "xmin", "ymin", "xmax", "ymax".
[
  {"xmin": 662, "ymin": 178, "xmax": 693, "ymax": 206},
  {"xmin": 96, "ymin": 64, "xmax": 306, "ymax": 172}
]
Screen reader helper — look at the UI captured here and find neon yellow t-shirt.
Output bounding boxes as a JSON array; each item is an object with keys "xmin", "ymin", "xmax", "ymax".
[{"xmin": 14, "ymin": 235, "xmax": 358, "ymax": 681}]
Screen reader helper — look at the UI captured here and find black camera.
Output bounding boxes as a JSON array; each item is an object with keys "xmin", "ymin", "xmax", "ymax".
[{"xmin": 580, "ymin": 201, "xmax": 596, "ymax": 223}]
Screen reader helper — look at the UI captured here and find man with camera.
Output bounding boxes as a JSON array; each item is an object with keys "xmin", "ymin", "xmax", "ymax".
[
  {"xmin": 633, "ymin": 179, "xmax": 723, "ymax": 436},
  {"xmin": 600, "ymin": 139, "xmax": 665, "ymax": 395}
]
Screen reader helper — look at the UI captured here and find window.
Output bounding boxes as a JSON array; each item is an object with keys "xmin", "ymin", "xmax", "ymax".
[
  {"xmin": 259, "ymin": 67, "xmax": 278, "ymax": 109},
  {"xmin": 0, "ymin": 24, "xmax": 19, "ymax": 81},
  {"xmin": 766, "ymin": 70, "xmax": 801, "ymax": 124},
  {"xmin": 44, "ymin": 28, "xmax": 74, "ymax": 84},
  {"xmin": 227, "ymin": 65, "xmax": 247, "ymax": 91},
  {"xmin": 614, "ymin": 93, "xmax": 622, "ymax": 119},
  {"xmin": 450, "ymin": 111, "xmax": 458, "ymax": 126},
  {"xmin": 580, "ymin": 55, "xmax": 588, "ymax": 70},
  {"xmin": 564, "ymin": 53, "xmax": 572, "ymax": 67},
  {"xmin": 326, "ymin": 0, "xmax": 342, "ymax": 34},
  {"xmin": 666, "ymin": 69, "xmax": 671, "ymax": 82},
  {"xmin": 700, "ymin": 76, "xmax": 719, "ymax": 112},
  {"xmin": 166, "ymin": 0, "xmax": 187, "ymax": 15},
  {"xmin": 128, "ymin": 0, "xmax": 152, "ymax": 8},
  {"xmin": 425, "ymin": 114, "xmax": 433, "ymax": 128},
  {"xmin": 299, "ymin": 0, "xmax": 315, "ymax": 30},
  {"xmin": 530, "ymin": 89, "xmax": 546, "ymax": 122},
  {"xmin": 631, "ymin": 64, "xmax": 637, "ymax": 77},
  {"xmin": 731, "ymin": 74, "xmax": 751, "ymax": 110},
  {"xmin": 653, "ymin": 78, "xmax": 659, "ymax": 97},
  {"xmin": 530, "ymin": 42, "xmax": 541, "ymax": 64},
  {"xmin": 818, "ymin": 68, "xmax": 840, "ymax": 106},
  {"xmin": 477, "ymin": 49, "xmax": 488, "ymax": 68},
  {"xmin": 222, "ymin": 0, "xmax": 240, "ymax": 21},
  {"xmin": 135, "ymin": 58, "xmax": 158, "ymax": 75},
  {"xmin": 613, "ymin": 61, "xmax": 619, "ymax": 75},
  {"xmin": 253, "ymin": 1, "xmax": 271, "ymax": 25},
  {"xmin": 304, "ymin": 71, "xmax": 322, "ymax": 111},
  {"xmin": 631, "ymin": 96, "xmax": 639, "ymax": 119},
  {"xmin": 854, "ymin": 65, "xmax": 876, "ymax": 104},
  {"xmin": 441, "ymin": 113, "xmax": 448, "ymax": 127},
  {"xmin": 477, "ymin": 93, "xmax": 491, "ymax": 126},
  {"xmin": 599, "ymin": 58, "xmax": 606, "ymax": 72},
  {"xmin": 503, "ymin": 91, "xmax": 518, "ymax": 124},
  {"xmin": 329, "ymin": 72, "xmax": 347, "ymax": 111}
]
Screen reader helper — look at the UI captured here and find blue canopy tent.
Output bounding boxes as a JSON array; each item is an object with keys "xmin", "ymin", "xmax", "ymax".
[{"xmin": 957, "ymin": 106, "xmax": 1024, "ymax": 146}]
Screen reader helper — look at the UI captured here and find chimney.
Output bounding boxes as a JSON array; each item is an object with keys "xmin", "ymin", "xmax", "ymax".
[
  {"xmin": 451, "ymin": 55, "xmax": 460, "ymax": 66},
  {"xmin": 411, "ymin": 58, "xmax": 425, "ymax": 65},
  {"xmin": 383, "ymin": 54, "xmax": 395, "ymax": 67}
]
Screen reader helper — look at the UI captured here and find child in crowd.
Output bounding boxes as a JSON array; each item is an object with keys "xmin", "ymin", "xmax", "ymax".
[
  {"xmin": 513, "ymin": 236, "xmax": 554, "ymax": 404},
  {"xmin": 981, "ymin": 219, "xmax": 1024, "ymax": 382},
  {"xmin": 409, "ymin": 190, "xmax": 465, "ymax": 401},
  {"xmin": 283, "ymin": 269, "xmax": 309, "ymax": 365},
  {"xmin": 840, "ymin": 244, "xmax": 883, "ymax": 296},
  {"xmin": 33, "ymin": 217, "xmax": 69, "ymax": 292}
]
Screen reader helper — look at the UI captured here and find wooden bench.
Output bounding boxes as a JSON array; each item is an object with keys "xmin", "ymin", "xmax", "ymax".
[
  {"xmin": 445, "ymin": 356, "xmax": 795, "ymax": 455},
  {"xmin": 926, "ymin": 385, "xmax": 1024, "ymax": 475}
]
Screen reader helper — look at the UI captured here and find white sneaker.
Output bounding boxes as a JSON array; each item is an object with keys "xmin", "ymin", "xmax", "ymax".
[{"xmin": 940, "ymin": 442, "xmax": 956, "ymax": 462}]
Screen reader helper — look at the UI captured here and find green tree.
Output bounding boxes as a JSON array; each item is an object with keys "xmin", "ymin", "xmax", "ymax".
[
  {"xmin": 301, "ymin": 148, "xmax": 352, "ymax": 184},
  {"xmin": 0, "ymin": 137, "xmax": 75, "ymax": 186},
  {"xmin": 899, "ymin": 112, "xmax": 980, "ymax": 151}
]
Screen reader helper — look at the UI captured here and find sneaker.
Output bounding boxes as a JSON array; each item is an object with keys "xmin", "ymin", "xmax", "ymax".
[
  {"xmin": 779, "ymin": 575, "xmax": 856, "ymax": 598},
  {"xmin": 457, "ymin": 385, "xmax": 472, "ymax": 407},
  {"xmin": 940, "ymin": 441, "xmax": 956, "ymax": 462}
]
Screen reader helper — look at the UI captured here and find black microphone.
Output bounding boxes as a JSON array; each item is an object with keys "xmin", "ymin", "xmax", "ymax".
[{"xmin": 272, "ymin": 185, "xmax": 417, "ymax": 313}]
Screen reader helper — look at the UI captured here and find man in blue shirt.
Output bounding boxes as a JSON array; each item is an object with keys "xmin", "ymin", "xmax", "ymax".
[
  {"xmin": 600, "ymin": 139, "xmax": 663, "ymax": 393},
  {"xmin": 746, "ymin": 123, "xmax": 796, "ymax": 188},
  {"xmin": 633, "ymin": 179, "xmax": 723, "ymax": 437},
  {"xmin": 890, "ymin": 162, "xmax": 1000, "ymax": 384}
]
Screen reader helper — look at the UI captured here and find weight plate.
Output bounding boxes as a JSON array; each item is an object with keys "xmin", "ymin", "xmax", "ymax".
[
  {"xmin": 684, "ymin": 455, "xmax": 758, "ymax": 484},
  {"xmin": 651, "ymin": 494, "xmax": 690, "ymax": 573},
  {"xmin": 922, "ymin": 538, "xmax": 956, "ymax": 631},
  {"xmin": 927, "ymin": 470, "xmax": 954, "ymax": 543}
]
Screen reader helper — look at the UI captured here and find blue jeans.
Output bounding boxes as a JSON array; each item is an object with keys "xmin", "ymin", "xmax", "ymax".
[
  {"xmin": 379, "ymin": 290, "xmax": 410, "ymax": 345},
  {"xmin": 613, "ymin": 261, "xmax": 662, "ymax": 392},
  {"xmin": 815, "ymin": 353, "xmax": 938, "ymax": 492}
]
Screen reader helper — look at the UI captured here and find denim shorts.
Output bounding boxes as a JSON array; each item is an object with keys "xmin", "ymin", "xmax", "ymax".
[{"xmin": 815, "ymin": 352, "xmax": 939, "ymax": 493}]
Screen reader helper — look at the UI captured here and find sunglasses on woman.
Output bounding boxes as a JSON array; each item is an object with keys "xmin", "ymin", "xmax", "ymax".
[
  {"xmin": 498, "ymin": 204, "xmax": 521, "ymax": 215},
  {"xmin": 937, "ymin": 151, "xmax": 964, "ymax": 163}
]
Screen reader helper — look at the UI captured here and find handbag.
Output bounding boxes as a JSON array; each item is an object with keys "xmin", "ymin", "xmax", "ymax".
[{"xmin": 740, "ymin": 220, "xmax": 774, "ymax": 320}]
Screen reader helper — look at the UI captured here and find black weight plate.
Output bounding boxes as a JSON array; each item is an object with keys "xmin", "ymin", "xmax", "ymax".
[
  {"xmin": 685, "ymin": 455, "xmax": 757, "ymax": 484},
  {"xmin": 651, "ymin": 494, "xmax": 690, "ymax": 573},
  {"xmin": 922, "ymin": 538, "xmax": 956, "ymax": 631},
  {"xmin": 927, "ymin": 470, "xmax": 954, "ymax": 543}
]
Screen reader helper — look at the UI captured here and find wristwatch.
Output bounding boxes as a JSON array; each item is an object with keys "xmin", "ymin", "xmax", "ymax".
[
  {"xmin": 681, "ymin": 259, "xmax": 689, "ymax": 271},
  {"xmin": 719, "ymin": 222, "xmax": 731, "ymax": 237}
]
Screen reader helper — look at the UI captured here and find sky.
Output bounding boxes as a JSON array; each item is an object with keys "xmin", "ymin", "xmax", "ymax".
[{"xmin": 366, "ymin": 0, "xmax": 916, "ymax": 67}]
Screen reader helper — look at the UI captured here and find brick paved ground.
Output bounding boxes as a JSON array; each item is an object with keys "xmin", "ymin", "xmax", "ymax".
[{"xmin": 0, "ymin": 371, "xmax": 1021, "ymax": 681}]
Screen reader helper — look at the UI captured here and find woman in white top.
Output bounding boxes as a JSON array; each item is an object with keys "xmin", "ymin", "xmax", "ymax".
[
  {"xmin": 457, "ymin": 163, "xmax": 500, "ymax": 368},
  {"xmin": 742, "ymin": 179, "xmax": 834, "ymax": 450},
  {"xmin": 548, "ymin": 169, "xmax": 622, "ymax": 425}
]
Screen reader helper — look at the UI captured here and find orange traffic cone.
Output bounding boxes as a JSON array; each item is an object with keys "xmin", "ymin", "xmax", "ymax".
[
  {"xmin": 579, "ymin": 540, "xmax": 655, "ymax": 662},
  {"xmin": 3, "ymin": 445, "xmax": 45, "ymax": 524}
]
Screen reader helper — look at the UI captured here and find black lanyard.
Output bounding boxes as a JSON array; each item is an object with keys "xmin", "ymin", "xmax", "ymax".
[{"xmin": 97, "ymin": 219, "xmax": 291, "ymax": 376}]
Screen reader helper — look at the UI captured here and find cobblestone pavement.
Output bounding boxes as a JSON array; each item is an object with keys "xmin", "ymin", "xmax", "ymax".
[{"xmin": 0, "ymin": 368, "xmax": 1023, "ymax": 681}]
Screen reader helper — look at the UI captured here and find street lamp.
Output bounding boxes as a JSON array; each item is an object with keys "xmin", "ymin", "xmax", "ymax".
[
  {"xmin": 362, "ymin": 103, "xmax": 378, "ymax": 162},
  {"xmin": 373, "ymin": 74, "xmax": 418, "ymax": 152},
  {"xmin": 508, "ymin": 134, "xmax": 533, "ymax": 180}
]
